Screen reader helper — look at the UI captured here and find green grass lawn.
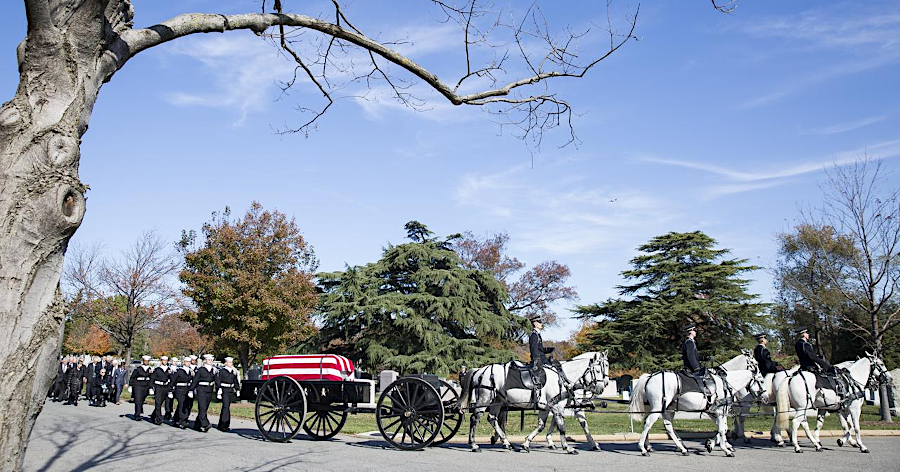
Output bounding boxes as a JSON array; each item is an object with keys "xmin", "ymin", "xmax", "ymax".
[{"xmin": 123, "ymin": 390, "xmax": 898, "ymax": 436}]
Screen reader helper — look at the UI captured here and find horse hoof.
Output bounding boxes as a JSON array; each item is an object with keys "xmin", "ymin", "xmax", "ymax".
[
  {"xmin": 472, "ymin": 448, "xmax": 482, "ymax": 453},
  {"xmin": 641, "ymin": 451, "xmax": 649, "ymax": 457},
  {"xmin": 777, "ymin": 442, "xmax": 785, "ymax": 448},
  {"xmin": 593, "ymin": 444, "xmax": 602, "ymax": 451},
  {"xmin": 815, "ymin": 446, "xmax": 823, "ymax": 452},
  {"xmin": 646, "ymin": 445, "xmax": 654, "ymax": 453},
  {"xmin": 567, "ymin": 449, "xmax": 578, "ymax": 455},
  {"xmin": 795, "ymin": 449, "xmax": 803, "ymax": 454},
  {"xmin": 837, "ymin": 439, "xmax": 845, "ymax": 447},
  {"xmin": 548, "ymin": 444, "xmax": 557, "ymax": 451},
  {"xmin": 726, "ymin": 452, "xmax": 735, "ymax": 458},
  {"xmin": 521, "ymin": 446, "xmax": 530, "ymax": 453},
  {"xmin": 861, "ymin": 448, "xmax": 870, "ymax": 454},
  {"xmin": 681, "ymin": 450, "xmax": 689, "ymax": 456},
  {"xmin": 705, "ymin": 441, "xmax": 713, "ymax": 453}
]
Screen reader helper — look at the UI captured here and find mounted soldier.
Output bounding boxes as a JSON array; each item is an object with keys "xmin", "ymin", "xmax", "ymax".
[
  {"xmin": 528, "ymin": 315, "xmax": 554, "ymax": 367},
  {"xmin": 794, "ymin": 327, "xmax": 846, "ymax": 397},
  {"xmin": 753, "ymin": 333, "xmax": 781, "ymax": 375},
  {"xmin": 681, "ymin": 324, "xmax": 712, "ymax": 401}
]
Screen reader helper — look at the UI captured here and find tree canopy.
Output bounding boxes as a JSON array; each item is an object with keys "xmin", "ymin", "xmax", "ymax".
[
  {"xmin": 179, "ymin": 202, "xmax": 319, "ymax": 374},
  {"xmin": 316, "ymin": 222, "xmax": 527, "ymax": 375},
  {"xmin": 575, "ymin": 231, "xmax": 768, "ymax": 371}
]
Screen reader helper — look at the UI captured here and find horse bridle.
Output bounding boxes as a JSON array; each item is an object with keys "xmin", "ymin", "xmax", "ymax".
[
  {"xmin": 740, "ymin": 355, "xmax": 766, "ymax": 402},
  {"xmin": 865, "ymin": 354, "xmax": 891, "ymax": 390},
  {"xmin": 577, "ymin": 355, "xmax": 608, "ymax": 394}
]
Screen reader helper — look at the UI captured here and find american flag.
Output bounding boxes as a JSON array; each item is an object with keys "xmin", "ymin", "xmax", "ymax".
[{"xmin": 261, "ymin": 354, "xmax": 355, "ymax": 382}]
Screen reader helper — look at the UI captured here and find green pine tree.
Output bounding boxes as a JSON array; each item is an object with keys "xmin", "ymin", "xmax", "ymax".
[
  {"xmin": 316, "ymin": 222, "xmax": 527, "ymax": 375},
  {"xmin": 575, "ymin": 231, "xmax": 769, "ymax": 371}
]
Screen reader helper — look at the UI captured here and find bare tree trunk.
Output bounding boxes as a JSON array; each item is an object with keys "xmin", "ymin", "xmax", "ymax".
[{"xmin": 239, "ymin": 345, "xmax": 251, "ymax": 381}]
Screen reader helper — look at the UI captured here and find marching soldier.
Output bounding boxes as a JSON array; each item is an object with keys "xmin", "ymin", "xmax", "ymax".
[
  {"xmin": 190, "ymin": 354, "xmax": 217, "ymax": 432},
  {"xmin": 681, "ymin": 324, "xmax": 712, "ymax": 400},
  {"xmin": 164, "ymin": 357, "xmax": 178, "ymax": 421},
  {"xmin": 753, "ymin": 333, "xmax": 781, "ymax": 375},
  {"xmin": 150, "ymin": 356, "xmax": 171, "ymax": 425},
  {"xmin": 186, "ymin": 355, "xmax": 198, "ymax": 414},
  {"xmin": 128, "ymin": 355, "xmax": 153, "ymax": 421},
  {"xmin": 528, "ymin": 315, "xmax": 554, "ymax": 366},
  {"xmin": 172, "ymin": 357, "xmax": 194, "ymax": 429},
  {"xmin": 216, "ymin": 357, "xmax": 241, "ymax": 432}
]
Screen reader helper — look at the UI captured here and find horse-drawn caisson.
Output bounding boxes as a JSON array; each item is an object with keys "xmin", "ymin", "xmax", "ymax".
[{"xmin": 241, "ymin": 347, "xmax": 892, "ymax": 456}]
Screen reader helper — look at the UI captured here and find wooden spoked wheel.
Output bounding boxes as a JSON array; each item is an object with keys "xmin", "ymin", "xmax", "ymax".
[
  {"xmin": 376, "ymin": 377, "xmax": 445, "ymax": 450},
  {"xmin": 302, "ymin": 408, "xmax": 348, "ymax": 440},
  {"xmin": 430, "ymin": 379, "xmax": 463, "ymax": 446},
  {"xmin": 255, "ymin": 376, "xmax": 307, "ymax": 442}
]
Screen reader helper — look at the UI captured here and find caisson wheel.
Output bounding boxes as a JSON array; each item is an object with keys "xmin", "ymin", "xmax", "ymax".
[
  {"xmin": 430, "ymin": 379, "xmax": 463, "ymax": 446},
  {"xmin": 303, "ymin": 408, "xmax": 348, "ymax": 440},
  {"xmin": 376, "ymin": 377, "xmax": 444, "ymax": 450},
  {"xmin": 255, "ymin": 376, "xmax": 307, "ymax": 442}
]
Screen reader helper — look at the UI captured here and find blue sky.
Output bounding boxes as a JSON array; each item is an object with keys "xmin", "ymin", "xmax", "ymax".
[{"xmin": 2, "ymin": 1, "xmax": 899, "ymax": 340}]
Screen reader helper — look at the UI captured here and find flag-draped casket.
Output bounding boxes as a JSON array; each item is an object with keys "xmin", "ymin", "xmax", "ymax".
[{"xmin": 261, "ymin": 354, "xmax": 356, "ymax": 382}]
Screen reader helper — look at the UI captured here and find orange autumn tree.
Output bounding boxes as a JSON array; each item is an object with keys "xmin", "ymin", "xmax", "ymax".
[{"xmin": 149, "ymin": 312, "xmax": 213, "ymax": 357}]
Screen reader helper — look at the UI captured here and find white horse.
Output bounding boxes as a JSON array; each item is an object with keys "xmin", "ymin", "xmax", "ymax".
[
  {"xmin": 458, "ymin": 352, "xmax": 609, "ymax": 454},
  {"xmin": 774, "ymin": 352, "xmax": 892, "ymax": 453},
  {"xmin": 629, "ymin": 363, "xmax": 765, "ymax": 457}
]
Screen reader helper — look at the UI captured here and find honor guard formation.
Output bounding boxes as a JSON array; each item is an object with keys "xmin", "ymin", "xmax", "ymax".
[{"xmin": 50, "ymin": 352, "xmax": 241, "ymax": 432}]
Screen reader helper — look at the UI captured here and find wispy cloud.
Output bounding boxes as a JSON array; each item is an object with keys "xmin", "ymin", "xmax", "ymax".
[
  {"xmin": 454, "ymin": 162, "xmax": 678, "ymax": 254},
  {"xmin": 803, "ymin": 115, "xmax": 889, "ymax": 135},
  {"xmin": 638, "ymin": 139, "xmax": 900, "ymax": 197}
]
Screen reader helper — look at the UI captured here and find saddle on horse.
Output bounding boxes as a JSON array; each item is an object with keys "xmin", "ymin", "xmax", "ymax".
[
  {"xmin": 506, "ymin": 361, "xmax": 547, "ymax": 391},
  {"xmin": 677, "ymin": 368, "xmax": 716, "ymax": 405},
  {"xmin": 810, "ymin": 367, "xmax": 860, "ymax": 407}
]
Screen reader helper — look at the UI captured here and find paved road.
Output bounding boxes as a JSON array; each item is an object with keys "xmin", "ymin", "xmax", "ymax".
[{"xmin": 24, "ymin": 401, "xmax": 900, "ymax": 471}]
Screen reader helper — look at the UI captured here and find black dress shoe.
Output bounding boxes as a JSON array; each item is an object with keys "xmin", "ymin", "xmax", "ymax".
[
  {"xmin": 132, "ymin": 416, "xmax": 142, "ymax": 421},
  {"xmin": 201, "ymin": 426, "xmax": 210, "ymax": 433}
]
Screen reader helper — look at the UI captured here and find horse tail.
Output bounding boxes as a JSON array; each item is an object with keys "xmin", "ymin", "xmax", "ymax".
[
  {"xmin": 776, "ymin": 376, "xmax": 791, "ymax": 430},
  {"xmin": 458, "ymin": 369, "xmax": 475, "ymax": 410},
  {"xmin": 629, "ymin": 373, "xmax": 651, "ymax": 421}
]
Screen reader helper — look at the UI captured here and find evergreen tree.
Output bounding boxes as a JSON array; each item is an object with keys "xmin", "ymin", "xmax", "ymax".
[
  {"xmin": 575, "ymin": 231, "xmax": 768, "ymax": 371},
  {"xmin": 316, "ymin": 222, "xmax": 527, "ymax": 375}
]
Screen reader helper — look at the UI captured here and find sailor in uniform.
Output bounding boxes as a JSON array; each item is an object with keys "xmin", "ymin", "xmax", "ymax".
[
  {"xmin": 189, "ymin": 354, "xmax": 218, "ymax": 432},
  {"xmin": 216, "ymin": 357, "xmax": 241, "ymax": 432},
  {"xmin": 164, "ymin": 357, "xmax": 178, "ymax": 421},
  {"xmin": 149, "ymin": 356, "xmax": 171, "ymax": 425},
  {"xmin": 128, "ymin": 355, "xmax": 153, "ymax": 421},
  {"xmin": 172, "ymin": 357, "xmax": 194, "ymax": 429}
]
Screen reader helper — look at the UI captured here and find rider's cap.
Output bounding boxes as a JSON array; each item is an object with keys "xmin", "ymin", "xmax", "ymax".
[
  {"xmin": 795, "ymin": 327, "xmax": 809, "ymax": 336},
  {"xmin": 683, "ymin": 324, "xmax": 697, "ymax": 333},
  {"xmin": 528, "ymin": 314, "xmax": 542, "ymax": 323},
  {"xmin": 754, "ymin": 333, "xmax": 767, "ymax": 340}
]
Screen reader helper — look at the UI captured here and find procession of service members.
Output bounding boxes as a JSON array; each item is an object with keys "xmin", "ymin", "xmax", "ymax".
[{"xmin": 50, "ymin": 352, "xmax": 240, "ymax": 432}]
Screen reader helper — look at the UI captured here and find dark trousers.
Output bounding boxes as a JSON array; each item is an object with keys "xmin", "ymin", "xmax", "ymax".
[
  {"xmin": 133, "ymin": 386, "xmax": 149, "ymax": 418},
  {"xmin": 113, "ymin": 384, "xmax": 124, "ymax": 403},
  {"xmin": 173, "ymin": 388, "xmax": 189, "ymax": 424},
  {"xmin": 218, "ymin": 389, "xmax": 233, "ymax": 430},
  {"xmin": 67, "ymin": 382, "xmax": 82, "ymax": 404},
  {"xmin": 151, "ymin": 386, "xmax": 169, "ymax": 423},
  {"xmin": 193, "ymin": 388, "xmax": 213, "ymax": 430},
  {"xmin": 52, "ymin": 381, "xmax": 66, "ymax": 400},
  {"xmin": 164, "ymin": 395, "xmax": 174, "ymax": 420}
]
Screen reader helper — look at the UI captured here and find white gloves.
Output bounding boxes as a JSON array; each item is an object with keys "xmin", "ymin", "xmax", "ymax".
[
  {"xmin": 149, "ymin": 388, "xmax": 154, "ymax": 396},
  {"xmin": 168, "ymin": 392, "xmax": 174, "ymax": 399},
  {"xmin": 128, "ymin": 386, "xmax": 132, "ymax": 394},
  {"xmin": 217, "ymin": 389, "xmax": 222, "ymax": 400},
  {"xmin": 188, "ymin": 391, "xmax": 194, "ymax": 398}
]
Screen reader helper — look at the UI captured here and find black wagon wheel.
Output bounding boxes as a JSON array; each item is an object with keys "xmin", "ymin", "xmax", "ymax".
[
  {"xmin": 255, "ymin": 376, "xmax": 307, "ymax": 442},
  {"xmin": 376, "ymin": 377, "xmax": 445, "ymax": 450},
  {"xmin": 303, "ymin": 408, "xmax": 349, "ymax": 440},
  {"xmin": 430, "ymin": 379, "xmax": 463, "ymax": 446}
]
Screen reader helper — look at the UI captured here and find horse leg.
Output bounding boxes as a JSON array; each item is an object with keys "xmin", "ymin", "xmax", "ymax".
[
  {"xmin": 469, "ymin": 409, "xmax": 484, "ymax": 452},
  {"xmin": 552, "ymin": 406, "xmax": 576, "ymax": 454},
  {"xmin": 486, "ymin": 408, "xmax": 512, "ymax": 450},
  {"xmin": 813, "ymin": 410, "xmax": 826, "ymax": 443},
  {"xmin": 544, "ymin": 412, "xmax": 558, "ymax": 450},
  {"xmin": 771, "ymin": 411, "xmax": 785, "ymax": 446},
  {"xmin": 798, "ymin": 412, "xmax": 822, "ymax": 452},
  {"xmin": 836, "ymin": 411, "xmax": 850, "ymax": 447},
  {"xmin": 791, "ymin": 413, "xmax": 804, "ymax": 453},
  {"xmin": 716, "ymin": 411, "xmax": 735, "ymax": 457},
  {"xmin": 523, "ymin": 410, "xmax": 549, "ymax": 452},
  {"xmin": 850, "ymin": 404, "xmax": 868, "ymax": 453},
  {"xmin": 491, "ymin": 409, "xmax": 506, "ymax": 445},
  {"xmin": 661, "ymin": 410, "xmax": 688, "ymax": 456},
  {"xmin": 639, "ymin": 412, "xmax": 661, "ymax": 456},
  {"xmin": 575, "ymin": 409, "xmax": 600, "ymax": 451}
]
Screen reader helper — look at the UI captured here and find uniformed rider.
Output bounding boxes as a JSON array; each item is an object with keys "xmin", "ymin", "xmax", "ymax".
[
  {"xmin": 681, "ymin": 324, "xmax": 712, "ymax": 400},
  {"xmin": 794, "ymin": 328, "xmax": 833, "ymax": 372},
  {"xmin": 753, "ymin": 333, "xmax": 781, "ymax": 375},
  {"xmin": 528, "ymin": 315, "xmax": 554, "ymax": 367},
  {"xmin": 216, "ymin": 357, "xmax": 241, "ymax": 432},
  {"xmin": 128, "ymin": 355, "xmax": 153, "ymax": 421}
]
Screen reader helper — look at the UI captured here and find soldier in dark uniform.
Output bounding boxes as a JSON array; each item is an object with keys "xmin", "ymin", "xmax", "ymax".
[
  {"xmin": 149, "ymin": 356, "xmax": 171, "ymax": 425},
  {"xmin": 64, "ymin": 358, "xmax": 86, "ymax": 406},
  {"xmin": 172, "ymin": 357, "xmax": 194, "ymax": 429},
  {"xmin": 164, "ymin": 357, "xmax": 178, "ymax": 421},
  {"xmin": 129, "ymin": 355, "xmax": 153, "ymax": 421},
  {"xmin": 216, "ymin": 357, "xmax": 241, "ymax": 432},
  {"xmin": 753, "ymin": 333, "xmax": 781, "ymax": 375},
  {"xmin": 681, "ymin": 324, "xmax": 712, "ymax": 399},
  {"xmin": 794, "ymin": 328, "xmax": 833, "ymax": 372},
  {"xmin": 190, "ymin": 354, "xmax": 218, "ymax": 432},
  {"xmin": 528, "ymin": 316, "xmax": 554, "ymax": 366}
]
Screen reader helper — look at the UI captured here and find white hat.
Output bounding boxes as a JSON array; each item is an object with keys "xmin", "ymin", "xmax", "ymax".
[
  {"xmin": 141, "ymin": 355, "xmax": 151, "ymax": 361},
  {"xmin": 202, "ymin": 354, "xmax": 214, "ymax": 361},
  {"xmin": 160, "ymin": 356, "xmax": 168, "ymax": 361},
  {"xmin": 224, "ymin": 357, "xmax": 234, "ymax": 363},
  {"xmin": 170, "ymin": 357, "xmax": 180, "ymax": 362},
  {"xmin": 189, "ymin": 355, "xmax": 198, "ymax": 360}
]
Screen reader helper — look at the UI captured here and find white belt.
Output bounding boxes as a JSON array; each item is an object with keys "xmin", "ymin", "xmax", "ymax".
[
  {"xmin": 220, "ymin": 383, "xmax": 234, "ymax": 388},
  {"xmin": 153, "ymin": 381, "xmax": 168, "ymax": 385},
  {"xmin": 135, "ymin": 377, "xmax": 149, "ymax": 381},
  {"xmin": 175, "ymin": 382, "xmax": 189, "ymax": 387},
  {"xmin": 197, "ymin": 381, "xmax": 214, "ymax": 386}
]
